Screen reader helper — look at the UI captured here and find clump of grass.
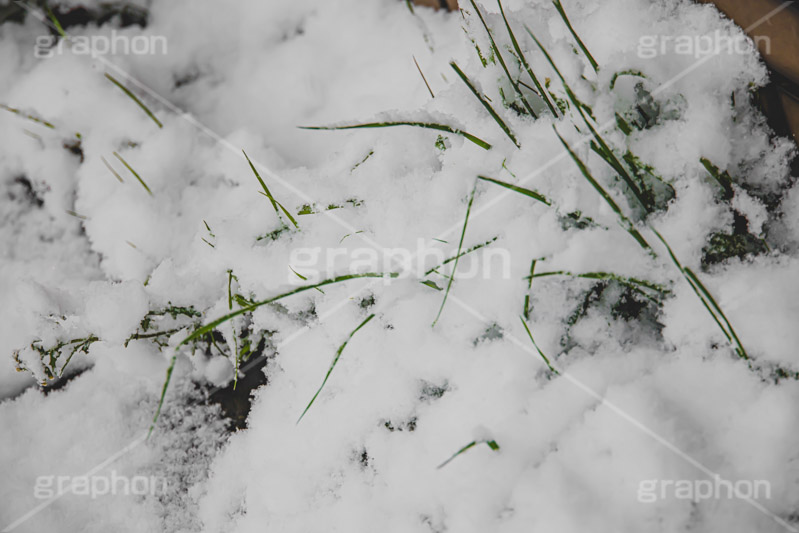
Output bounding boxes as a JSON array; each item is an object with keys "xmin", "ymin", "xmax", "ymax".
[
  {"xmin": 297, "ymin": 313, "xmax": 376, "ymax": 423},
  {"xmin": 104, "ymin": 73, "xmax": 163, "ymax": 129},
  {"xmin": 243, "ymin": 150, "xmax": 299, "ymax": 229},
  {"xmin": 112, "ymin": 151, "xmax": 152, "ymax": 196},
  {"xmin": 528, "ymin": 29, "xmax": 652, "ymax": 213},
  {"xmin": 300, "ymin": 121, "xmax": 492, "ymax": 150},
  {"xmin": 450, "ymin": 61, "xmax": 520, "ymax": 147},
  {"xmin": 540, "ymin": 34, "xmax": 747, "ymax": 357},
  {"xmin": 150, "ymin": 271, "xmax": 400, "ymax": 434},
  {"xmin": 437, "ymin": 438, "xmax": 500, "ymax": 469},
  {"xmin": 13, "ymin": 335, "xmax": 99, "ymax": 384}
]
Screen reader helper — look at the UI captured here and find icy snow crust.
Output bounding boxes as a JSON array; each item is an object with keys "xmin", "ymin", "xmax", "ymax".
[{"xmin": 1, "ymin": 0, "xmax": 799, "ymax": 531}]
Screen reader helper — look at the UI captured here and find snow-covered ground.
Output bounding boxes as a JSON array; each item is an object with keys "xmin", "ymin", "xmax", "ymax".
[{"xmin": 2, "ymin": 0, "xmax": 799, "ymax": 531}]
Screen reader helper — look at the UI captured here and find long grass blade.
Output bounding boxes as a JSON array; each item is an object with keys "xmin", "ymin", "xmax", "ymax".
[
  {"xmin": 450, "ymin": 62, "xmax": 520, "ymax": 147},
  {"xmin": 520, "ymin": 316, "xmax": 557, "ymax": 373},
  {"xmin": 243, "ymin": 150, "xmax": 299, "ymax": 228},
  {"xmin": 552, "ymin": 0, "xmax": 598, "ymax": 72},
  {"xmin": 523, "ymin": 259, "xmax": 536, "ymax": 320},
  {"xmin": 148, "ymin": 354, "xmax": 176, "ymax": 438},
  {"xmin": 301, "ymin": 121, "xmax": 491, "ymax": 150},
  {"xmin": 297, "ymin": 313, "xmax": 376, "ymax": 423},
  {"xmin": 180, "ymin": 272, "xmax": 396, "ymax": 348},
  {"xmin": 649, "ymin": 228, "xmax": 747, "ymax": 359},
  {"xmin": 531, "ymin": 269, "xmax": 669, "ymax": 297},
  {"xmin": 45, "ymin": 5, "xmax": 67, "ymax": 38},
  {"xmin": 684, "ymin": 267, "xmax": 747, "ymax": 358},
  {"xmin": 0, "ymin": 103, "xmax": 55, "ymax": 129},
  {"xmin": 478, "ymin": 174, "xmax": 550, "ymax": 205},
  {"xmin": 104, "ymin": 73, "xmax": 163, "ymax": 129},
  {"xmin": 433, "ymin": 182, "xmax": 478, "ymax": 326}
]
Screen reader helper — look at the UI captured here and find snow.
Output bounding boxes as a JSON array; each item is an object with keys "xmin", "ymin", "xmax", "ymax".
[{"xmin": 1, "ymin": 0, "xmax": 799, "ymax": 531}]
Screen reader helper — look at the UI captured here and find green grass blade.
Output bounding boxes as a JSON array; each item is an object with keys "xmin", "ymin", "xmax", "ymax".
[
  {"xmin": 649, "ymin": 228, "xmax": 747, "ymax": 358},
  {"xmin": 148, "ymin": 354, "xmax": 176, "ymax": 438},
  {"xmin": 467, "ymin": 0, "xmax": 537, "ymax": 118},
  {"xmin": 45, "ymin": 5, "xmax": 67, "ymax": 38},
  {"xmin": 113, "ymin": 151, "xmax": 152, "ymax": 196},
  {"xmin": 497, "ymin": 0, "xmax": 559, "ymax": 117},
  {"xmin": 0, "ymin": 103, "xmax": 56, "ymax": 129},
  {"xmin": 297, "ymin": 313, "xmax": 376, "ymax": 423},
  {"xmin": 243, "ymin": 150, "xmax": 299, "ymax": 229},
  {"xmin": 553, "ymin": 127, "xmax": 653, "ymax": 253},
  {"xmin": 437, "ymin": 439, "xmax": 500, "ymax": 469},
  {"xmin": 425, "ymin": 236, "xmax": 498, "ymax": 277},
  {"xmin": 478, "ymin": 175, "xmax": 551, "ymax": 205},
  {"xmin": 180, "ymin": 272, "xmax": 397, "ymax": 348},
  {"xmin": 520, "ymin": 316, "xmax": 557, "ymax": 373},
  {"xmin": 700, "ymin": 157, "xmax": 735, "ymax": 201},
  {"xmin": 532, "ymin": 270, "xmax": 670, "ymax": 296},
  {"xmin": 684, "ymin": 267, "xmax": 747, "ymax": 358},
  {"xmin": 104, "ymin": 73, "xmax": 163, "ymax": 129},
  {"xmin": 552, "ymin": 0, "xmax": 598, "ymax": 72},
  {"xmin": 301, "ymin": 121, "xmax": 491, "ymax": 150},
  {"xmin": 450, "ymin": 61, "xmax": 520, "ymax": 147},
  {"xmin": 523, "ymin": 259, "xmax": 536, "ymax": 320},
  {"xmin": 433, "ymin": 182, "xmax": 478, "ymax": 326}
]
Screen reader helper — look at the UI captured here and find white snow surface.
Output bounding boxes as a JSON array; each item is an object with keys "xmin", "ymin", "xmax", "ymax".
[{"xmin": 1, "ymin": 0, "xmax": 799, "ymax": 531}]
